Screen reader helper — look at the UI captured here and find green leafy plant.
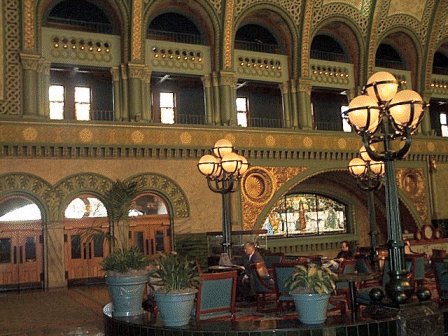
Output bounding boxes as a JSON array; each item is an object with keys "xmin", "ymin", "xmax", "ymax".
[
  {"xmin": 150, "ymin": 252, "xmax": 200, "ymax": 293},
  {"xmin": 285, "ymin": 263, "xmax": 337, "ymax": 294},
  {"xmin": 100, "ymin": 247, "xmax": 150, "ymax": 274}
]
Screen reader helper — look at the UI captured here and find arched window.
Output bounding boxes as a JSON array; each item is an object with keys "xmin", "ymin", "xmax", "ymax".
[
  {"xmin": 0, "ymin": 196, "xmax": 42, "ymax": 221},
  {"xmin": 64, "ymin": 195, "xmax": 107, "ymax": 219},
  {"xmin": 129, "ymin": 194, "xmax": 168, "ymax": 216},
  {"xmin": 235, "ymin": 24, "xmax": 279, "ymax": 54},
  {"xmin": 263, "ymin": 193, "xmax": 348, "ymax": 236}
]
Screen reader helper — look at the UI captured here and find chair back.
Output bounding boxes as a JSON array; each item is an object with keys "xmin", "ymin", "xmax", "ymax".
[
  {"xmin": 432, "ymin": 249, "xmax": 447, "ymax": 258},
  {"xmin": 264, "ymin": 253, "xmax": 284, "ymax": 269},
  {"xmin": 405, "ymin": 253, "xmax": 426, "ymax": 283},
  {"xmin": 355, "ymin": 255, "xmax": 373, "ymax": 274},
  {"xmin": 195, "ymin": 270, "xmax": 237, "ymax": 321},
  {"xmin": 431, "ymin": 256, "xmax": 448, "ymax": 301},
  {"xmin": 335, "ymin": 259, "xmax": 356, "ymax": 291},
  {"xmin": 272, "ymin": 262, "xmax": 301, "ymax": 297}
]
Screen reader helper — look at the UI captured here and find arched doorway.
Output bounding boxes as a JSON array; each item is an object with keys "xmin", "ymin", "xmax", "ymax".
[
  {"xmin": 128, "ymin": 193, "xmax": 171, "ymax": 257},
  {"xmin": 0, "ymin": 196, "xmax": 44, "ymax": 291},
  {"xmin": 63, "ymin": 194, "xmax": 108, "ymax": 285}
]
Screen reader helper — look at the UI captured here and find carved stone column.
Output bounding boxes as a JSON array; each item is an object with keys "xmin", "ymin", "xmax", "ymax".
[
  {"xmin": 298, "ymin": 77, "xmax": 313, "ymax": 130},
  {"xmin": 142, "ymin": 67, "xmax": 152, "ymax": 122},
  {"xmin": 290, "ymin": 79, "xmax": 299, "ymax": 128},
  {"xmin": 120, "ymin": 64, "xmax": 129, "ymax": 121},
  {"xmin": 20, "ymin": 53, "xmax": 40, "ymax": 117},
  {"xmin": 127, "ymin": 63, "xmax": 145, "ymax": 122},
  {"xmin": 212, "ymin": 72, "xmax": 221, "ymax": 124},
  {"xmin": 37, "ymin": 59, "xmax": 50, "ymax": 118},
  {"xmin": 279, "ymin": 81, "xmax": 291, "ymax": 128},
  {"xmin": 202, "ymin": 74, "xmax": 214, "ymax": 124},
  {"xmin": 111, "ymin": 67, "xmax": 122, "ymax": 121},
  {"xmin": 46, "ymin": 221, "xmax": 66, "ymax": 288},
  {"xmin": 219, "ymin": 71, "xmax": 237, "ymax": 126}
]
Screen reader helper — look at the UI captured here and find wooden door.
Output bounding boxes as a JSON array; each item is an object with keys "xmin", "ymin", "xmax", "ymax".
[
  {"xmin": 0, "ymin": 223, "xmax": 43, "ymax": 290},
  {"xmin": 64, "ymin": 219, "xmax": 107, "ymax": 283},
  {"xmin": 129, "ymin": 215, "xmax": 171, "ymax": 257}
]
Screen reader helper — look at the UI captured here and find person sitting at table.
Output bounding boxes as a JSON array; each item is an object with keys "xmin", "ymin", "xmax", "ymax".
[
  {"xmin": 325, "ymin": 240, "xmax": 353, "ymax": 271},
  {"xmin": 237, "ymin": 242, "xmax": 266, "ymax": 302}
]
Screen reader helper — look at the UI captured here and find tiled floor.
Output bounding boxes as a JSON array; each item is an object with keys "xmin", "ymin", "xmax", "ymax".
[{"xmin": 0, "ymin": 285, "xmax": 110, "ymax": 336}]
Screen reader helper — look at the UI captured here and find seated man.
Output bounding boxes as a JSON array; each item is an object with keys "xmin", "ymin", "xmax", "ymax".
[
  {"xmin": 325, "ymin": 240, "xmax": 353, "ymax": 271},
  {"xmin": 237, "ymin": 242, "xmax": 266, "ymax": 302}
]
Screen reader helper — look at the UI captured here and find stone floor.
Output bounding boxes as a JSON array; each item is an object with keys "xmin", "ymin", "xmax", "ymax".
[{"xmin": 0, "ymin": 285, "xmax": 110, "ymax": 336}]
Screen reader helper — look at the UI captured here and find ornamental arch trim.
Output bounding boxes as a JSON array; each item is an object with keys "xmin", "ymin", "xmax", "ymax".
[
  {"xmin": 52, "ymin": 173, "xmax": 114, "ymax": 222},
  {"xmin": 0, "ymin": 173, "xmax": 52, "ymax": 222},
  {"xmin": 125, "ymin": 173, "xmax": 190, "ymax": 219}
]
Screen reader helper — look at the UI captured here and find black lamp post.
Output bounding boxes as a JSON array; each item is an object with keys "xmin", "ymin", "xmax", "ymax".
[
  {"xmin": 345, "ymin": 71, "xmax": 426, "ymax": 305},
  {"xmin": 197, "ymin": 139, "xmax": 249, "ymax": 257},
  {"xmin": 348, "ymin": 147, "xmax": 385, "ymax": 269}
]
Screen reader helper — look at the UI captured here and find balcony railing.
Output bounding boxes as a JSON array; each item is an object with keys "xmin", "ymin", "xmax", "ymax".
[
  {"xmin": 147, "ymin": 30, "xmax": 202, "ymax": 45},
  {"xmin": 177, "ymin": 114, "xmax": 206, "ymax": 125},
  {"xmin": 248, "ymin": 117, "xmax": 283, "ymax": 128},
  {"xmin": 91, "ymin": 110, "xmax": 114, "ymax": 121},
  {"xmin": 234, "ymin": 40, "xmax": 281, "ymax": 54},
  {"xmin": 375, "ymin": 59, "xmax": 406, "ymax": 70},
  {"xmin": 46, "ymin": 17, "xmax": 113, "ymax": 34},
  {"xmin": 433, "ymin": 66, "xmax": 448, "ymax": 76},
  {"xmin": 314, "ymin": 121, "xmax": 343, "ymax": 131},
  {"xmin": 310, "ymin": 50, "xmax": 349, "ymax": 63}
]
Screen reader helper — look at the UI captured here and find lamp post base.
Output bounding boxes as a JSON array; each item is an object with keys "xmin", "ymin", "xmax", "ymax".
[{"xmin": 385, "ymin": 272, "xmax": 413, "ymax": 305}]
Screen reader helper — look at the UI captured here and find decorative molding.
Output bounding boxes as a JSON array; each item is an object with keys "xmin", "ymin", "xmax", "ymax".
[
  {"xmin": 241, "ymin": 166, "xmax": 307, "ymax": 230},
  {"xmin": 223, "ymin": 0, "xmax": 234, "ymax": 70},
  {"xmin": 396, "ymin": 168, "xmax": 429, "ymax": 225},
  {"xmin": 0, "ymin": 173, "xmax": 53, "ymax": 219},
  {"xmin": 131, "ymin": 0, "xmax": 143, "ymax": 61},
  {"xmin": 23, "ymin": 0, "xmax": 35, "ymax": 51},
  {"xmin": 128, "ymin": 173, "xmax": 190, "ymax": 218}
]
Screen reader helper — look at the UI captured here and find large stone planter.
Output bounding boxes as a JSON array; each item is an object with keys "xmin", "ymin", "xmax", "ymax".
[
  {"xmin": 155, "ymin": 289, "xmax": 198, "ymax": 327},
  {"xmin": 106, "ymin": 272, "xmax": 149, "ymax": 317},
  {"xmin": 290, "ymin": 292, "xmax": 330, "ymax": 325}
]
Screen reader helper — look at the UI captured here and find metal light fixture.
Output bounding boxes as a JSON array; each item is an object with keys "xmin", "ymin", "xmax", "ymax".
[
  {"xmin": 345, "ymin": 71, "xmax": 427, "ymax": 305},
  {"xmin": 348, "ymin": 147, "xmax": 385, "ymax": 269},
  {"xmin": 198, "ymin": 139, "xmax": 249, "ymax": 257}
]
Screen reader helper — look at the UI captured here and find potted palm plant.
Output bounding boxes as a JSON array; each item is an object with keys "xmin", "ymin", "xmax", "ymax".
[
  {"xmin": 285, "ymin": 263, "xmax": 337, "ymax": 324},
  {"xmin": 101, "ymin": 247, "xmax": 150, "ymax": 317},
  {"xmin": 149, "ymin": 252, "xmax": 200, "ymax": 327}
]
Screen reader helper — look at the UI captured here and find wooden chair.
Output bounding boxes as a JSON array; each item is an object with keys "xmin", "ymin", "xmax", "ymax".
[
  {"xmin": 430, "ymin": 256, "xmax": 448, "ymax": 302},
  {"xmin": 194, "ymin": 270, "xmax": 237, "ymax": 321},
  {"xmin": 272, "ymin": 261, "xmax": 301, "ymax": 312},
  {"xmin": 263, "ymin": 252, "xmax": 284, "ymax": 272},
  {"xmin": 405, "ymin": 253, "xmax": 427, "ymax": 289},
  {"xmin": 249, "ymin": 262, "xmax": 276, "ymax": 312}
]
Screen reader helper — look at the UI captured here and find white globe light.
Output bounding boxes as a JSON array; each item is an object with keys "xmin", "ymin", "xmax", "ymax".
[
  {"xmin": 388, "ymin": 89, "xmax": 424, "ymax": 131},
  {"xmin": 197, "ymin": 154, "xmax": 219, "ymax": 176},
  {"xmin": 348, "ymin": 158, "xmax": 367, "ymax": 177},
  {"xmin": 239, "ymin": 156, "xmax": 249, "ymax": 175},
  {"xmin": 221, "ymin": 152, "xmax": 240, "ymax": 174},
  {"xmin": 369, "ymin": 160, "xmax": 385, "ymax": 176},
  {"xmin": 213, "ymin": 139, "xmax": 233, "ymax": 158},
  {"xmin": 366, "ymin": 71, "xmax": 398, "ymax": 103},
  {"xmin": 347, "ymin": 95, "xmax": 381, "ymax": 133}
]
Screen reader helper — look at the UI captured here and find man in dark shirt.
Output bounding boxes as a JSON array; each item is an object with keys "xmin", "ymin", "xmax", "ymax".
[
  {"xmin": 238, "ymin": 242, "xmax": 266, "ymax": 302},
  {"xmin": 336, "ymin": 240, "xmax": 353, "ymax": 261}
]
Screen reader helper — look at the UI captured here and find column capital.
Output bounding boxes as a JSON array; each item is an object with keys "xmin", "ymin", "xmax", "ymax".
[{"xmin": 20, "ymin": 53, "xmax": 40, "ymax": 71}]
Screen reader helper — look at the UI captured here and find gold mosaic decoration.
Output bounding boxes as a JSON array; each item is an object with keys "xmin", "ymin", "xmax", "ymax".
[
  {"xmin": 23, "ymin": 0, "xmax": 35, "ymax": 51},
  {"xmin": 223, "ymin": 0, "xmax": 234, "ymax": 70},
  {"xmin": 22, "ymin": 127, "xmax": 38, "ymax": 141},
  {"xmin": 180, "ymin": 132, "xmax": 192, "ymax": 145},
  {"xmin": 300, "ymin": 0, "xmax": 313, "ymax": 78},
  {"xmin": 337, "ymin": 138, "xmax": 347, "ymax": 149},
  {"xmin": 265, "ymin": 135, "xmax": 276, "ymax": 147},
  {"xmin": 303, "ymin": 136, "xmax": 313, "ymax": 148},
  {"xmin": 427, "ymin": 142, "xmax": 435, "ymax": 152},
  {"xmin": 241, "ymin": 166, "xmax": 307, "ymax": 230},
  {"xmin": 131, "ymin": 0, "xmax": 142, "ymax": 61},
  {"xmin": 396, "ymin": 168, "xmax": 428, "ymax": 225},
  {"xmin": 79, "ymin": 129, "xmax": 93, "ymax": 143},
  {"xmin": 131, "ymin": 130, "xmax": 144, "ymax": 144}
]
